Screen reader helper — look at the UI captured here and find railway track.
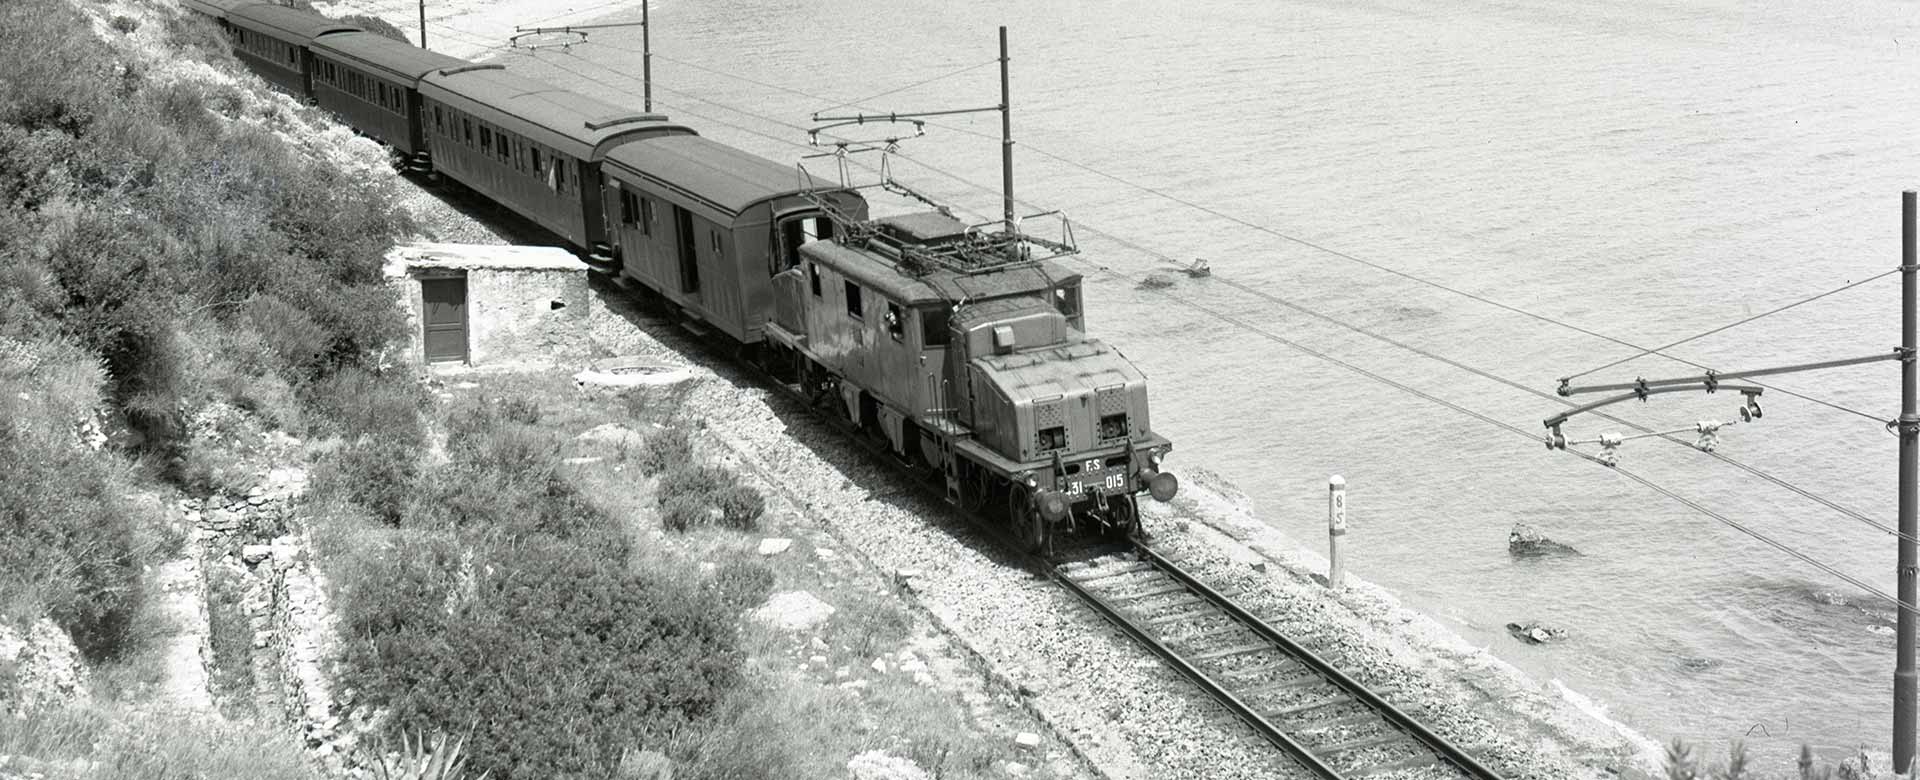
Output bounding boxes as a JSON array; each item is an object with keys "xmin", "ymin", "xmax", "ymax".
[
  {"xmin": 1054, "ymin": 542, "xmax": 1506, "ymax": 780},
  {"xmin": 595, "ymin": 277, "xmax": 1505, "ymax": 780}
]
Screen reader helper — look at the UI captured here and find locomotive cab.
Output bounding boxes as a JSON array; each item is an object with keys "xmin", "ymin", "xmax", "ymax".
[{"xmin": 950, "ymin": 295, "xmax": 1178, "ymax": 540}]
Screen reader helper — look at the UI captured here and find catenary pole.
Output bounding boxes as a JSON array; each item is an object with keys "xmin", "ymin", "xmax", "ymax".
[
  {"xmin": 641, "ymin": 0, "xmax": 652, "ymax": 112},
  {"xmin": 998, "ymin": 25, "xmax": 1014, "ymax": 236},
  {"xmin": 418, "ymin": 0, "xmax": 427, "ymax": 48},
  {"xmin": 1898, "ymin": 189, "xmax": 1917, "ymax": 775}
]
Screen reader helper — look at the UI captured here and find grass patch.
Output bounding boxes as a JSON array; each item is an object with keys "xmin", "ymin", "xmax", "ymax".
[{"xmin": 0, "ymin": 705, "xmax": 316, "ymax": 780}]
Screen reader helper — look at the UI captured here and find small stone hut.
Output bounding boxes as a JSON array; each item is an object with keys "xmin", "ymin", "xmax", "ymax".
[{"xmin": 385, "ymin": 243, "xmax": 590, "ymax": 368}]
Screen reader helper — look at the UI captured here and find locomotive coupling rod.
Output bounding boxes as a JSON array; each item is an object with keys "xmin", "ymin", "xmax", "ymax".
[
  {"xmin": 1556, "ymin": 350, "xmax": 1902, "ymax": 397},
  {"xmin": 1541, "ymin": 384, "xmax": 1765, "ymax": 430}
]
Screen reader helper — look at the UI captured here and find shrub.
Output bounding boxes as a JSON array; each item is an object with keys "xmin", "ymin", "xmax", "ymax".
[
  {"xmin": 341, "ymin": 14, "xmax": 410, "ymax": 43},
  {"xmin": 657, "ymin": 464, "xmax": 764, "ymax": 533},
  {"xmin": 712, "ymin": 558, "xmax": 774, "ymax": 610},
  {"xmin": 0, "ymin": 405, "xmax": 148, "ymax": 660},
  {"xmin": 340, "ymin": 538, "xmax": 742, "ymax": 780},
  {"xmin": 636, "ymin": 425, "xmax": 691, "ymax": 476},
  {"xmin": 412, "ymin": 399, "xmax": 622, "ymax": 550},
  {"xmin": 317, "ymin": 436, "xmax": 421, "ymax": 526},
  {"xmin": 109, "ymin": 14, "xmax": 138, "ymax": 34}
]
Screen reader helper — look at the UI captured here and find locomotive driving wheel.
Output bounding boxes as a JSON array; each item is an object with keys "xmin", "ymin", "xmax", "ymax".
[
  {"xmin": 1008, "ymin": 489, "xmax": 1045, "ymax": 555},
  {"xmin": 1105, "ymin": 494, "xmax": 1139, "ymax": 540}
]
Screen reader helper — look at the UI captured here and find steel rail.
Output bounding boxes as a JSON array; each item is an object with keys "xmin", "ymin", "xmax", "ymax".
[
  {"xmin": 1053, "ymin": 560, "xmax": 1344, "ymax": 779},
  {"xmin": 1131, "ymin": 545, "xmax": 1505, "ymax": 779}
]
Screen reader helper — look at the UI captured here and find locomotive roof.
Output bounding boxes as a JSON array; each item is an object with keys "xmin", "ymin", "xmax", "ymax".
[
  {"xmin": 181, "ymin": 0, "xmax": 264, "ymax": 18},
  {"xmin": 421, "ymin": 66, "xmax": 695, "ymax": 162},
  {"xmin": 228, "ymin": 4, "xmax": 361, "ymax": 41},
  {"xmin": 605, "ymin": 135, "xmax": 826, "ymax": 217},
  {"xmin": 310, "ymin": 32, "xmax": 470, "ymax": 82},
  {"xmin": 804, "ymin": 239, "xmax": 1081, "ymax": 307}
]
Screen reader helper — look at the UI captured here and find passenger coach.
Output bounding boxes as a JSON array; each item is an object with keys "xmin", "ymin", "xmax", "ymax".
[
  {"xmin": 224, "ymin": 4, "xmax": 359, "ymax": 97},
  {"xmin": 309, "ymin": 33, "xmax": 468, "ymax": 173},
  {"xmin": 600, "ymin": 135, "xmax": 865, "ymax": 343},
  {"xmin": 420, "ymin": 65, "xmax": 693, "ymax": 256}
]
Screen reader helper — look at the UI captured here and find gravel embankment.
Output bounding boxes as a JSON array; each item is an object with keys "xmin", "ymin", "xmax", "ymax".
[{"xmin": 569, "ymin": 288, "xmax": 1642, "ymax": 780}]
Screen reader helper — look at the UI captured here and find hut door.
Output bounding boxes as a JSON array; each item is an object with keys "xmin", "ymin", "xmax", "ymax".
[{"xmin": 421, "ymin": 276, "xmax": 468, "ymax": 364}]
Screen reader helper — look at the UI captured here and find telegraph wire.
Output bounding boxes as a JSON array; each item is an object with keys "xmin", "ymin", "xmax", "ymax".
[
  {"xmin": 584, "ymin": 46, "xmax": 1883, "ymax": 424},
  {"xmin": 813, "ymin": 59, "xmax": 1003, "ymax": 116},
  {"xmin": 1560, "ymin": 268, "xmax": 1901, "ymax": 381},
  {"xmin": 524, "ymin": 52, "xmax": 1916, "ymax": 603}
]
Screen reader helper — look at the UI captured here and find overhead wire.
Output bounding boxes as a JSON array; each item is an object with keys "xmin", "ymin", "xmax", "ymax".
[
  {"xmin": 1560, "ymin": 268, "xmax": 1901, "ymax": 381},
  {"xmin": 523, "ymin": 48, "xmax": 1915, "ymax": 608},
  {"xmin": 589, "ymin": 45, "xmax": 1886, "ymax": 425}
]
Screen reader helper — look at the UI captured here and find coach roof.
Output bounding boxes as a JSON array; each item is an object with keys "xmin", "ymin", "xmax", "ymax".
[
  {"xmin": 227, "ymin": 4, "xmax": 361, "ymax": 42},
  {"xmin": 310, "ymin": 31, "xmax": 470, "ymax": 83},
  {"xmin": 421, "ymin": 66, "xmax": 694, "ymax": 161},
  {"xmin": 605, "ymin": 135, "xmax": 823, "ymax": 218}
]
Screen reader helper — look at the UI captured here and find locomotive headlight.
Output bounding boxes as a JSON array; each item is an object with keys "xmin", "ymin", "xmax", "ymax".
[{"xmin": 1149, "ymin": 448, "xmax": 1165, "ymax": 468}]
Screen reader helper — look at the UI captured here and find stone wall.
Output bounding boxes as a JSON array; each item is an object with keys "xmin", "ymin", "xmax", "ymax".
[
  {"xmin": 465, "ymin": 266, "xmax": 590, "ymax": 365},
  {"xmin": 191, "ymin": 469, "xmax": 369, "ymax": 773}
]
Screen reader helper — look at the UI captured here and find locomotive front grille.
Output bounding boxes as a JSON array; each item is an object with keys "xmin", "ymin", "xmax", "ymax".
[{"xmin": 1034, "ymin": 397, "xmax": 1068, "ymax": 454}]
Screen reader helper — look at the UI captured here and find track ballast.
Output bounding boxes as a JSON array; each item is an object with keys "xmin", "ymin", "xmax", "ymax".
[{"xmin": 1054, "ymin": 542, "xmax": 1506, "ymax": 780}]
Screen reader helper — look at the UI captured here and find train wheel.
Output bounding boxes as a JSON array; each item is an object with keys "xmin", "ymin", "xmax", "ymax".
[
  {"xmin": 1106, "ymin": 495, "xmax": 1139, "ymax": 540},
  {"xmin": 1009, "ymin": 489, "xmax": 1045, "ymax": 555}
]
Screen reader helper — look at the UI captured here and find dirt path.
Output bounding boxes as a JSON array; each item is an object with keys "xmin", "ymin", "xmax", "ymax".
[{"xmin": 147, "ymin": 551, "xmax": 217, "ymax": 715}]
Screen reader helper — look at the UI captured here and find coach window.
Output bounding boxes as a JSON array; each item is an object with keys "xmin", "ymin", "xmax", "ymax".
[
  {"xmin": 844, "ymin": 281, "xmax": 863, "ymax": 320},
  {"xmin": 462, "ymin": 118, "xmax": 473, "ymax": 146},
  {"xmin": 529, "ymin": 147, "xmax": 542, "ymax": 174},
  {"xmin": 808, "ymin": 262, "xmax": 821, "ymax": 296},
  {"xmin": 619, "ymin": 189, "xmax": 637, "ymax": 226},
  {"xmin": 639, "ymin": 198, "xmax": 653, "ymax": 236},
  {"xmin": 885, "ymin": 302, "xmax": 905, "ymax": 341}
]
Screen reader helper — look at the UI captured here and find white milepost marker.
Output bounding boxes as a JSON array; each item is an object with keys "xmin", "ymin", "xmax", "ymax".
[{"xmin": 1328, "ymin": 475, "xmax": 1347, "ymax": 590}]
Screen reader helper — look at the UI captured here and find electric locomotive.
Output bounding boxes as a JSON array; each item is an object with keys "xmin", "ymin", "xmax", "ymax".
[{"xmin": 763, "ymin": 206, "xmax": 1178, "ymax": 554}]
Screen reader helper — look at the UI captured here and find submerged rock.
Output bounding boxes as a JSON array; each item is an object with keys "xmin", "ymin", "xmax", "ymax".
[
  {"xmin": 1136, "ymin": 272, "xmax": 1177, "ymax": 290},
  {"xmin": 1508, "ymin": 523, "xmax": 1580, "ymax": 558},
  {"xmin": 1505, "ymin": 621, "xmax": 1569, "ymax": 645}
]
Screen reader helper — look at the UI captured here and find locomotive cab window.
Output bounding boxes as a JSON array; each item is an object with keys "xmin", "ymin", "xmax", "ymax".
[
  {"xmin": 885, "ymin": 302, "xmax": 905, "ymax": 341},
  {"xmin": 844, "ymin": 281, "xmax": 863, "ymax": 319},
  {"xmin": 808, "ymin": 262, "xmax": 821, "ymax": 296},
  {"xmin": 1052, "ymin": 284, "xmax": 1081, "ymax": 318},
  {"xmin": 919, "ymin": 306, "xmax": 949, "ymax": 347},
  {"xmin": 778, "ymin": 214, "xmax": 833, "ymax": 273}
]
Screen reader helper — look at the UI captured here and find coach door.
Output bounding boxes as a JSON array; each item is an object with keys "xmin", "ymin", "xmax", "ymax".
[
  {"xmin": 673, "ymin": 205, "xmax": 700, "ymax": 296},
  {"xmin": 421, "ymin": 275, "xmax": 468, "ymax": 364}
]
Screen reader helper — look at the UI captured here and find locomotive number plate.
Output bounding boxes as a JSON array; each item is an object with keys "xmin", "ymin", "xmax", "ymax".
[{"xmin": 1066, "ymin": 471, "xmax": 1128, "ymax": 497}]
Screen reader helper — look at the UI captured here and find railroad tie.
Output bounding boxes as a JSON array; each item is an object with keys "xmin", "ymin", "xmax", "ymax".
[
  {"xmin": 1232, "ymin": 672, "xmax": 1320, "ymax": 698},
  {"xmin": 1313, "ymin": 731, "xmax": 1407, "ymax": 757},
  {"xmin": 1061, "ymin": 561, "xmax": 1156, "ymax": 585},
  {"xmin": 1103, "ymin": 581, "xmax": 1192, "ymax": 602},
  {"xmin": 1168, "ymin": 623, "xmax": 1253, "ymax": 648},
  {"xmin": 1140, "ymin": 603, "xmax": 1220, "ymax": 627},
  {"xmin": 1264, "ymin": 693, "xmax": 1348, "ymax": 720},
  {"xmin": 1188, "ymin": 642, "xmax": 1277, "ymax": 663},
  {"xmin": 1349, "ymin": 753, "xmax": 1441, "ymax": 777}
]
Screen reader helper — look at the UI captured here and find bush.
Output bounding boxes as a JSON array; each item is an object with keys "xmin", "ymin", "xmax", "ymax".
[
  {"xmin": 712, "ymin": 559, "xmax": 774, "ymax": 610},
  {"xmin": 657, "ymin": 464, "xmax": 765, "ymax": 533},
  {"xmin": 0, "ymin": 403, "xmax": 148, "ymax": 660},
  {"xmin": 410, "ymin": 398, "xmax": 622, "ymax": 549},
  {"xmin": 636, "ymin": 425, "xmax": 691, "ymax": 476},
  {"xmin": 340, "ymin": 538, "xmax": 742, "ymax": 780},
  {"xmin": 109, "ymin": 14, "xmax": 138, "ymax": 34},
  {"xmin": 340, "ymin": 14, "xmax": 410, "ymax": 43}
]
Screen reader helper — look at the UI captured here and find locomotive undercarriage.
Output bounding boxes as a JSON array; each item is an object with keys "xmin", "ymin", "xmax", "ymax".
[{"xmin": 757, "ymin": 339, "xmax": 1147, "ymax": 556}]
